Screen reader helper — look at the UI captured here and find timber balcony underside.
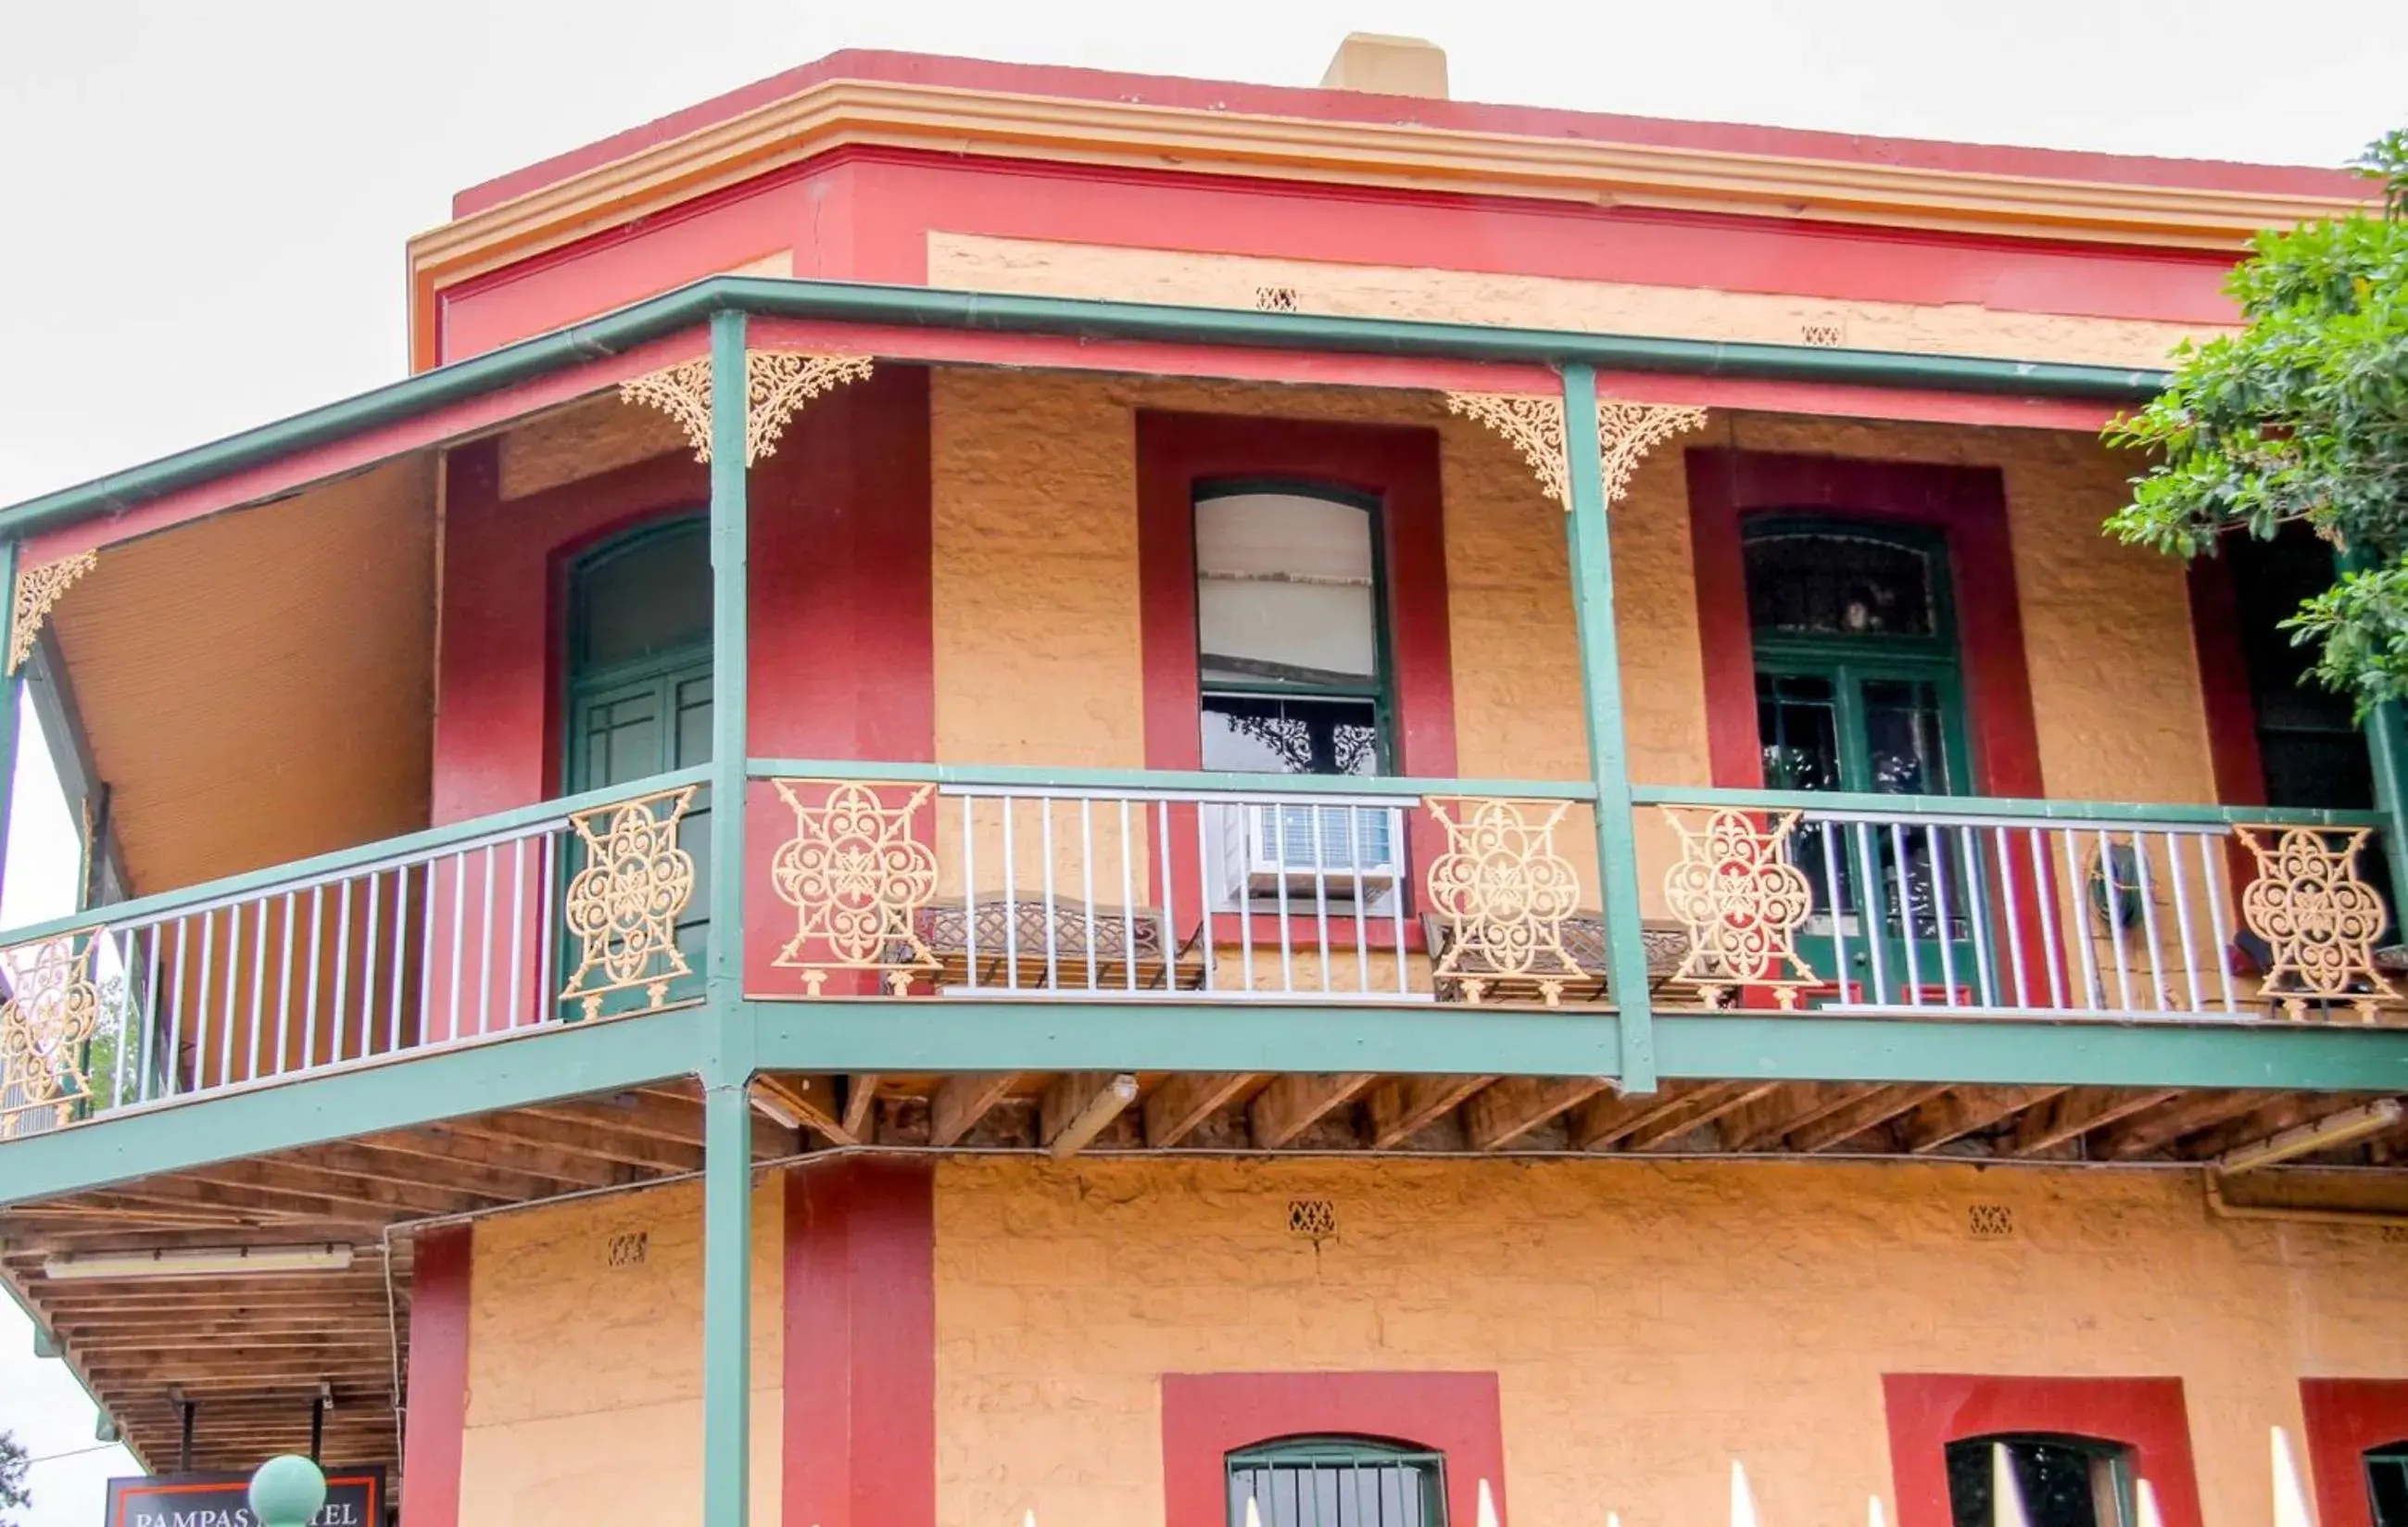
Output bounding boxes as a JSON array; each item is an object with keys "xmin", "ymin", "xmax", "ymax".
[{"xmin": 9, "ymin": 1069, "xmax": 2408, "ymax": 1494}]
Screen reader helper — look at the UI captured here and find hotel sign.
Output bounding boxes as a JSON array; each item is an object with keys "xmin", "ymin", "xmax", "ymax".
[{"xmin": 103, "ymin": 1467, "xmax": 385, "ymax": 1527}]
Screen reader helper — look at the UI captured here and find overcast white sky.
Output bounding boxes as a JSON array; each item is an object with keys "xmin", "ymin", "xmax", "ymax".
[{"xmin": 0, "ymin": 0, "xmax": 2403, "ymax": 1520}]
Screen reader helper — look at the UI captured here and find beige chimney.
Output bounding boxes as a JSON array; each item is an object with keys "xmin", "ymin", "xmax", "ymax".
[{"xmin": 1318, "ymin": 32, "xmax": 1449, "ymax": 99}]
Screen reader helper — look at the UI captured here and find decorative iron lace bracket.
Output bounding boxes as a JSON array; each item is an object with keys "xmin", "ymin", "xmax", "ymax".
[
  {"xmin": 8, "ymin": 550, "xmax": 98, "ymax": 675},
  {"xmin": 618, "ymin": 350, "xmax": 876, "ymax": 467},
  {"xmin": 2236, "ymin": 824, "xmax": 2398, "ymax": 1021},
  {"xmin": 1444, "ymin": 393, "xmax": 1706, "ymax": 510}
]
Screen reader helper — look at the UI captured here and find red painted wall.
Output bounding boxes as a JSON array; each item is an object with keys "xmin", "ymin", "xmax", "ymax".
[
  {"xmin": 436, "ymin": 145, "xmax": 2246, "ymax": 367},
  {"xmin": 2301, "ymin": 1379, "xmax": 2408, "ymax": 1527},
  {"xmin": 431, "ymin": 369, "xmax": 934, "ymax": 1001},
  {"xmin": 399, "ymin": 1227, "xmax": 472, "ymax": 1527},
  {"xmin": 1882, "ymin": 1373, "xmax": 2203, "ymax": 1527},
  {"xmin": 1159, "ymin": 1370, "xmax": 1507, "ymax": 1527},
  {"xmin": 783, "ymin": 1158, "xmax": 938, "ymax": 1527}
]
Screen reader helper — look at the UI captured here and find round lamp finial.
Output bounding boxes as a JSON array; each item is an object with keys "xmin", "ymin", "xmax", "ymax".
[{"xmin": 247, "ymin": 1455, "xmax": 328, "ymax": 1527}]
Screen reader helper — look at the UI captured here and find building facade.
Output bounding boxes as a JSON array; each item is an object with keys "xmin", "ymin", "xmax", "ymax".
[{"xmin": 2, "ymin": 32, "xmax": 2405, "ymax": 1527}]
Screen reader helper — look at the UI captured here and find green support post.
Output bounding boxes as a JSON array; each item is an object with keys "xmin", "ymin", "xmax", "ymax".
[
  {"xmin": 1560, "ymin": 364, "xmax": 1658, "ymax": 1093},
  {"xmin": 0, "ymin": 539, "xmax": 20, "ymax": 915},
  {"xmin": 2364, "ymin": 700, "xmax": 2408, "ymax": 906},
  {"xmin": 701, "ymin": 309, "xmax": 753, "ymax": 1527}
]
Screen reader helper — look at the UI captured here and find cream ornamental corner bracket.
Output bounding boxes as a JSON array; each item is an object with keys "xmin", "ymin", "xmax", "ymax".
[
  {"xmin": 1444, "ymin": 392, "xmax": 1570, "ymax": 505},
  {"xmin": 1444, "ymin": 393, "xmax": 1706, "ymax": 510},
  {"xmin": 8, "ymin": 549, "xmax": 97, "ymax": 675},
  {"xmin": 616, "ymin": 349, "xmax": 875, "ymax": 467}
]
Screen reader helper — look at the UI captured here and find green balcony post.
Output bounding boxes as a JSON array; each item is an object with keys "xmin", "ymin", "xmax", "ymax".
[
  {"xmin": 2364, "ymin": 700, "xmax": 2408, "ymax": 904},
  {"xmin": 706, "ymin": 310, "xmax": 750, "ymax": 1008},
  {"xmin": 701, "ymin": 309, "xmax": 753, "ymax": 1527},
  {"xmin": 1560, "ymin": 364, "xmax": 1658, "ymax": 1092}
]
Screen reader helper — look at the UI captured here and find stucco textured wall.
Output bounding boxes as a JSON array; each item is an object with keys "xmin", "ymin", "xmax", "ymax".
[
  {"xmin": 927, "ymin": 233, "xmax": 2225, "ymax": 369},
  {"xmin": 927, "ymin": 372, "xmax": 2210, "ymax": 919},
  {"xmin": 457, "ymin": 1178, "xmax": 785, "ymax": 1527},
  {"xmin": 932, "ymin": 1155, "xmax": 2402, "ymax": 1527}
]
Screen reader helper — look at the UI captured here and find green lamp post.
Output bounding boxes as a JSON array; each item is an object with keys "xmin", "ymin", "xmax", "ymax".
[{"xmin": 247, "ymin": 1455, "xmax": 326, "ymax": 1527}]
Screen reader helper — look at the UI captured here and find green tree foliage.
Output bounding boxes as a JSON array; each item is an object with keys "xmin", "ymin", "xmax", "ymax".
[
  {"xmin": 0, "ymin": 1428, "xmax": 31, "ymax": 1527},
  {"xmin": 2107, "ymin": 130, "xmax": 2408, "ymax": 713}
]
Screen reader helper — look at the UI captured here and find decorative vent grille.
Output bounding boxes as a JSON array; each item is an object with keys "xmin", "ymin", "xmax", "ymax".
[
  {"xmin": 608, "ymin": 1231, "xmax": 649, "ymax": 1268},
  {"xmin": 1967, "ymin": 1204, "xmax": 2015, "ymax": 1240},
  {"xmin": 1799, "ymin": 321, "xmax": 1847, "ymax": 347},
  {"xmin": 1288, "ymin": 1199, "xmax": 1338, "ymax": 1239},
  {"xmin": 1255, "ymin": 285, "xmax": 1301, "ymax": 313}
]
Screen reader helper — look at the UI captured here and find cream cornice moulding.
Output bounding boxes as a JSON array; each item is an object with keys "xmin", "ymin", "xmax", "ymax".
[{"xmin": 407, "ymin": 75, "xmax": 2374, "ymax": 293}]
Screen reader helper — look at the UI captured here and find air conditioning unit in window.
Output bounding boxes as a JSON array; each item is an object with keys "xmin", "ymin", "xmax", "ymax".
[{"xmin": 1226, "ymin": 802, "xmax": 1400, "ymax": 898}]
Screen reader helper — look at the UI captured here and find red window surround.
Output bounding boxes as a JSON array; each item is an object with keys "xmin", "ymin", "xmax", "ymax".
[
  {"xmin": 2301, "ymin": 1379, "xmax": 2408, "ymax": 1527},
  {"xmin": 1161, "ymin": 1371, "xmax": 1506, "ymax": 1527},
  {"xmin": 1135, "ymin": 410, "xmax": 1459, "ymax": 946},
  {"xmin": 1882, "ymin": 1374, "xmax": 2203, "ymax": 1527},
  {"xmin": 1683, "ymin": 448, "xmax": 2045, "ymax": 797}
]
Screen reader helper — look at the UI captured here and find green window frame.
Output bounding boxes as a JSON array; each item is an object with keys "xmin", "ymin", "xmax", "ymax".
[
  {"xmin": 2366, "ymin": 1441, "xmax": 2408, "ymax": 1527},
  {"xmin": 1226, "ymin": 1435, "xmax": 1447, "ymax": 1527},
  {"xmin": 1944, "ymin": 1433, "xmax": 2137, "ymax": 1527},
  {"xmin": 560, "ymin": 513, "xmax": 713, "ymax": 1013},
  {"xmin": 1193, "ymin": 478, "xmax": 1397, "ymax": 778}
]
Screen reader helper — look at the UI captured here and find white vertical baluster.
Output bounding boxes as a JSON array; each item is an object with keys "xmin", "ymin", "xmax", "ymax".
[
  {"xmin": 537, "ymin": 832, "xmax": 558, "ymax": 1021},
  {"xmin": 1928, "ymin": 825, "xmax": 1960, "ymax": 1005},
  {"xmin": 139, "ymin": 925, "xmax": 162, "ymax": 1104},
  {"xmin": 1889, "ymin": 823, "xmax": 1923, "ymax": 1003},
  {"xmin": 1855, "ymin": 824, "xmax": 1889, "ymax": 1005},
  {"xmin": 1349, "ymin": 804, "xmax": 1370, "ymax": 995},
  {"xmin": 2129, "ymin": 829, "xmax": 2172, "ymax": 1011},
  {"xmin": 1155, "ymin": 797, "xmax": 1177, "ymax": 993},
  {"xmin": 1310, "ymin": 801, "xmax": 1332, "ymax": 994},
  {"xmin": 247, "ymin": 899, "xmax": 269, "ymax": 1081},
  {"xmin": 508, "ymin": 837, "xmax": 527, "ymax": 1030},
  {"xmin": 274, "ymin": 891, "xmax": 296, "ymax": 1076},
  {"xmin": 1817, "ymin": 820, "xmax": 1850, "ymax": 1003},
  {"xmin": 1990, "ymin": 1443, "xmax": 2032, "ymax": 1527},
  {"xmin": 168, "ymin": 918, "xmax": 188, "ymax": 1097},
  {"xmin": 343, "ymin": 877, "xmax": 361, "ymax": 1060},
  {"xmin": 2197, "ymin": 831, "xmax": 2240, "ymax": 1013},
  {"xmin": 1959, "ymin": 827, "xmax": 1998, "ymax": 1007},
  {"xmin": 2165, "ymin": 831, "xmax": 2206, "ymax": 1015},
  {"xmin": 1995, "ymin": 827, "xmax": 2030, "ymax": 1008},
  {"xmin": 1271, "ymin": 801, "xmax": 1294, "ymax": 995},
  {"xmin": 413, "ymin": 860, "xmax": 433, "ymax": 1046},
  {"xmin": 1389, "ymin": 804, "xmax": 1409, "ymax": 996},
  {"xmin": 1001, "ymin": 796, "xmax": 1021, "ymax": 991},
  {"xmin": 2030, "ymin": 830, "xmax": 2067, "ymax": 1008},
  {"xmin": 962, "ymin": 793, "xmax": 979, "ymax": 992},
  {"xmin": 1238, "ymin": 802, "xmax": 1255, "ymax": 991},
  {"xmin": 1040, "ymin": 796, "xmax": 1060, "ymax": 990},
  {"xmin": 303, "ymin": 886, "xmax": 323, "ymax": 1071},
  {"xmin": 2272, "ymin": 1427, "xmax": 2314, "ymax": 1527},
  {"xmin": 1195, "ymin": 800, "xmax": 1217, "ymax": 993},
  {"xmin": 1078, "ymin": 797, "xmax": 1098, "ymax": 991},
  {"xmin": 2097, "ymin": 829, "xmax": 2136, "ymax": 1012},
  {"xmin": 2061, "ymin": 828, "xmax": 2103, "ymax": 1010},
  {"xmin": 214, "ymin": 905, "xmax": 235, "ymax": 1088},
  {"xmin": 109, "ymin": 931, "xmax": 130, "ymax": 1109},
  {"xmin": 1117, "ymin": 799, "xmax": 1138, "ymax": 994},
  {"xmin": 448, "ymin": 852, "xmax": 468, "ymax": 1040},
  {"xmin": 478, "ymin": 842, "xmax": 497, "ymax": 1034}
]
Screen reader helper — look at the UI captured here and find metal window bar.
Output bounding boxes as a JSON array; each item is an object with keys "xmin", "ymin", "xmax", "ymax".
[{"xmin": 1226, "ymin": 1442, "xmax": 1447, "ymax": 1527}]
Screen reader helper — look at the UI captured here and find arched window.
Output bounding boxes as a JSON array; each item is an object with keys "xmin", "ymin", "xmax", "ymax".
[
  {"xmin": 1226, "ymin": 1435, "xmax": 1445, "ymax": 1527},
  {"xmin": 1945, "ymin": 1434, "xmax": 2136, "ymax": 1527},
  {"xmin": 1194, "ymin": 484, "xmax": 1397, "ymax": 910},
  {"xmin": 1744, "ymin": 516, "xmax": 1963, "ymax": 798},
  {"xmin": 561, "ymin": 515, "xmax": 712, "ymax": 1000},
  {"xmin": 2366, "ymin": 1439, "xmax": 2408, "ymax": 1527}
]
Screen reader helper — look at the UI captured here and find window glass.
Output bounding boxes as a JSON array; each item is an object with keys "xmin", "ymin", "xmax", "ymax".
[
  {"xmin": 1945, "ymin": 1435, "xmax": 2133, "ymax": 1527},
  {"xmin": 1197, "ymin": 491, "xmax": 1379, "ymax": 688},
  {"xmin": 2225, "ymin": 526, "xmax": 2373, "ymax": 810},
  {"xmin": 1746, "ymin": 528, "xmax": 1936, "ymax": 637},
  {"xmin": 1227, "ymin": 1437, "xmax": 1445, "ymax": 1527},
  {"xmin": 2366, "ymin": 1444, "xmax": 2408, "ymax": 1527},
  {"xmin": 573, "ymin": 517, "xmax": 712, "ymax": 673}
]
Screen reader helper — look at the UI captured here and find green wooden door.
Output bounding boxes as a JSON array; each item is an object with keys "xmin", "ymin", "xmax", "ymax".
[
  {"xmin": 562, "ymin": 517, "xmax": 712, "ymax": 1012},
  {"xmin": 1746, "ymin": 518, "xmax": 1976, "ymax": 998}
]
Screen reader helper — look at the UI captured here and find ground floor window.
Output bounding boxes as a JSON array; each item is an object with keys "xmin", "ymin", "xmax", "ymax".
[
  {"xmin": 2367, "ymin": 1443, "xmax": 2408, "ymax": 1527},
  {"xmin": 1947, "ymin": 1434, "xmax": 2136, "ymax": 1527},
  {"xmin": 1226, "ymin": 1436, "xmax": 1446, "ymax": 1527}
]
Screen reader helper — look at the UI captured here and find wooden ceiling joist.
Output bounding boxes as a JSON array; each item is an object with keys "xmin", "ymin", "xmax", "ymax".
[
  {"xmin": 1465, "ymin": 1077, "xmax": 1613, "ymax": 1151},
  {"xmin": 1250, "ymin": 1074, "xmax": 1375, "ymax": 1148}
]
